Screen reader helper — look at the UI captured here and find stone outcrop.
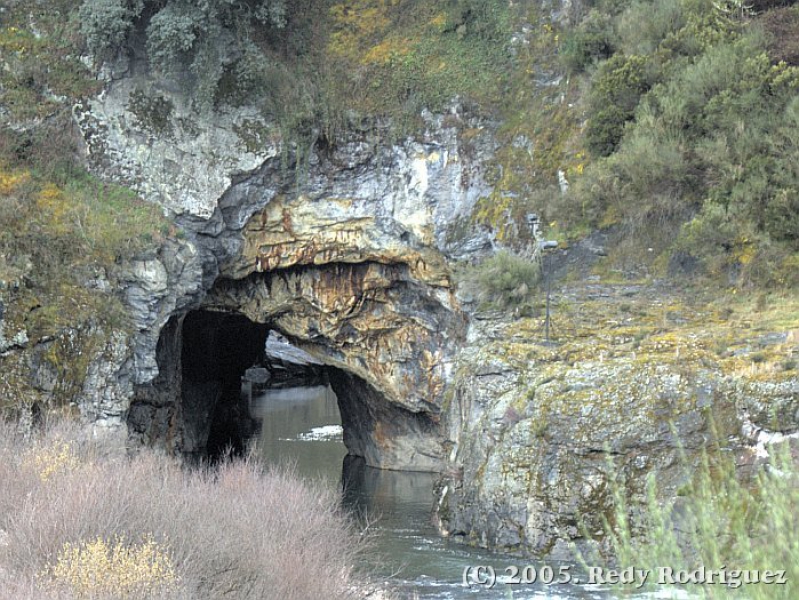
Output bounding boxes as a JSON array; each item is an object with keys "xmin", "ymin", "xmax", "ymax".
[
  {"xmin": 40, "ymin": 29, "xmax": 799, "ymax": 557},
  {"xmin": 205, "ymin": 260, "xmax": 462, "ymax": 470},
  {"xmin": 265, "ymin": 331, "xmax": 324, "ymax": 367},
  {"xmin": 4, "ymin": 0, "xmax": 796, "ymax": 570},
  {"xmin": 74, "ymin": 69, "xmax": 279, "ymax": 220},
  {"xmin": 73, "ymin": 61, "xmax": 498, "ymax": 470},
  {"xmin": 436, "ymin": 282, "xmax": 799, "ymax": 558}
]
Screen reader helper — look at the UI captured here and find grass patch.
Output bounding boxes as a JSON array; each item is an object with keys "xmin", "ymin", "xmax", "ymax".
[
  {"xmin": 0, "ymin": 100, "xmax": 171, "ymax": 411},
  {"xmin": 28, "ymin": 170, "xmax": 167, "ymax": 265},
  {"xmin": 464, "ymin": 3, "xmax": 585, "ymax": 246},
  {"xmin": 325, "ymin": 0, "xmax": 511, "ymax": 130},
  {"xmin": 0, "ymin": 92, "xmax": 172, "ymax": 332}
]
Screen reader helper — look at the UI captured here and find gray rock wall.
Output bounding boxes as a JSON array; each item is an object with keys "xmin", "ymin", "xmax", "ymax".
[{"xmin": 74, "ymin": 68, "xmax": 499, "ymax": 469}]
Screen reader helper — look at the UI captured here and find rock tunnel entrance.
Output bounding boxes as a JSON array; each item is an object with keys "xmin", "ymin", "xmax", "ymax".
[
  {"xmin": 128, "ymin": 244, "xmax": 466, "ymax": 471},
  {"xmin": 129, "ymin": 303, "xmax": 447, "ymax": 472},
  {"xmin": 179, "ymin": 310, "xmax": 268, "ymax": 458}
]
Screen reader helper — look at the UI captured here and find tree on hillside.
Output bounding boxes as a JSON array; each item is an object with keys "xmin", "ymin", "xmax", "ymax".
[{"xmin": 79, "ymin": 0, "xmax": 287, "ymax": 107}]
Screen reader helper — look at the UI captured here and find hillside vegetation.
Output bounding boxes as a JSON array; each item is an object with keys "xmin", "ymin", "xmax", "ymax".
[
  {"xmin": 0, "ymin": 1, "xmax": 172, "ymax": 413},
  {"xmin": 554, "ymin": 0, "xmax": 799, "ymax": 288},
  {"xmin": 5, "ymin": 0, "xmax": 799, "ymax": 292}
]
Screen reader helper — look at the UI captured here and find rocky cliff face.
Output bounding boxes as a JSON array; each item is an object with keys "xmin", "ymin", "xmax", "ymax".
[
  {"xmin": 437, "ymin": 282, "xmax": 799, "ymax": 558},
  {"xmin": 73, "ymin": 62, "xmax": 499, "ymax": 470},
  {"xmin": 47, "ymin": 38, "xmax": 799, "ymax": 558}
]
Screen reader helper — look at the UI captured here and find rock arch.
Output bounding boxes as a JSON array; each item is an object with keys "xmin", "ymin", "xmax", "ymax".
[
  {"xmin": 127, "ymin": 209, "xmax": 466, "ymax": 471},
  {"xmin": 78, "ymin": 84, "xmax": 484, "ymax": 472}
]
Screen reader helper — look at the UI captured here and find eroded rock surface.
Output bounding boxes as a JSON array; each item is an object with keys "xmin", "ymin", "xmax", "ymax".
[
  {"xmin": 74, "ymin": 67, "xmax": 497, "ymax": 470},
  {"xmin": 62, "ymin": 51, "xmax": 799, "ymax": 557},
  {"xmin": 437, "ymin": 282, "xmax": 799, "ymax": 558},
  {"xmin": 205, "ymin": 260, "xmax": 463, "ymax": 469}
]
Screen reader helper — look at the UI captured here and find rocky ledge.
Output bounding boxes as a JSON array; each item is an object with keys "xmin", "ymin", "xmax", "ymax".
[{"xmin": 437, "ymin": 280, "xmax": 799, "ymax": 558}]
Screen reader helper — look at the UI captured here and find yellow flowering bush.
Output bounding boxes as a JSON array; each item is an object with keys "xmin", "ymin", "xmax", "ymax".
[
  {"xmin": 0, "ymin": 168, "xmax": 30, "ymax": 194},
  {"xmin": 47, "ymin": 535, "xmax": 180, "ymax": 598},
  {"xmin": 25, "ymin": 440, "xmax": 81, "ymax": 482}
]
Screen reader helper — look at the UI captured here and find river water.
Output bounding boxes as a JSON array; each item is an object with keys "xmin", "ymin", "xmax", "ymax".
[{"xmin": 248, "ymin": 384, "xmax": 679, "ymax": 600}]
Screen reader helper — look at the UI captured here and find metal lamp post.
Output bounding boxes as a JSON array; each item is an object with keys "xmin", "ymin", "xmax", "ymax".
[{"xmin": 526, "ymin": 213, "xmax": 558, "ymax": 344}]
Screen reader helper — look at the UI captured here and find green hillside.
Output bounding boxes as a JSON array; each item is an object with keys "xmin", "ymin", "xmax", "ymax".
[{"xmin": 2, "ymin": 0, "xmax": 799, "ymax": 315}]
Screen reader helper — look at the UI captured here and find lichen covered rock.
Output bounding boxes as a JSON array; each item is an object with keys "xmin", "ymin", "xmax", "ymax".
[{"xmin": 437, "ymin": 283, "xmax": 799, "ymax": 558}]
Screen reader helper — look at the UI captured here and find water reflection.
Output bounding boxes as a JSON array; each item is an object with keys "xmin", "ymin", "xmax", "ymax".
[
  {"xmin": 341, "ymin": 457, "xmax": 611, "ymax": 599},
  {"xmin": 249, "ymin": 384, "xmax": 346, "ymax": 484}
]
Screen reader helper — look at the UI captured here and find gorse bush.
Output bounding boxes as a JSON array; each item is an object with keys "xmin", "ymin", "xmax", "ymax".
[
  {"xmin": 24, "ymin": 440, "xmax": 81, "ymax": 482},
  {"xmin": 615, "ymin": 0, "xmax": 688, "ymax": 56},
  {"xmin": 559, "ymin": 8, "xmax": 616, "ymax": 73},
  {"xmin": 47, "ymin": 536, "xmax": 181, "ymax": 599},
  {"xmin": 584, "ymin": 54, "xmax": 652, "ymax": 157}
]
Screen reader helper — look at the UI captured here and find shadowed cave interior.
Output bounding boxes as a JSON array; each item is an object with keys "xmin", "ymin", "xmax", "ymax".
[{"xmin": 127, "ymin": 309, "xmax": 440, "ymax": 471}]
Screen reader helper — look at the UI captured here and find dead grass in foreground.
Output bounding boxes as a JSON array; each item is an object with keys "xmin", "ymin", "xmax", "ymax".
[{"xmin": 0, "ymin": 419, "xmax": 377, "ymax": 600}]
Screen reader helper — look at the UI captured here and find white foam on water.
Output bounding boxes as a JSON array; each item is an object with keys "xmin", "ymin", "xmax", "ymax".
[{"xmin": 280, "ymin": 424, "xmax": 343, "ymax": 442}]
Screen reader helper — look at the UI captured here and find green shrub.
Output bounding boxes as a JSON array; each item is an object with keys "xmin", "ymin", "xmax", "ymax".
[
  {"xmin": 78, "ymin": 0, "xmax": 143, "ymax": 61},
  {"xmin": 567, "ymin": 0, "xmax": 799, "ymax": 282},
  {"xmin": 144, "ymin": 1, "xmax": 200, "ymax": 70},
  {"xmin": 586, "ymin": 443, "xmax": 799, "ymax": 599},
  {"xmin": 460, "ymin": 250, "xmax": 540, "ymax": 309},
  {"xmin": 616, "ymin": 0, "xmax": 687, "ymax": 56},
  {"xmin": 585, "ymin": 54, "xmax": 652, "ymax": 157},
  {"xmin": 560, "ymin": 9, "xmax": 617, "ymax": 73},
  {"xmin": 79, "ymin": 0, "xmax": 287, "ymax": 110}
]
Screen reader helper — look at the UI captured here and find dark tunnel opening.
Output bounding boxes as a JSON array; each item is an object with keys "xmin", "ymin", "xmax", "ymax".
[
  {"xmin": 177, "ymin": 309, "xmax": 353, "ymax": 463},
  {"xmin": 129, "ymin": 307, "xmax": 444, "ymax": 471},
  {"xmin": 179, "ymin": 310, "xmax": 269, "ymax": 458}
]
